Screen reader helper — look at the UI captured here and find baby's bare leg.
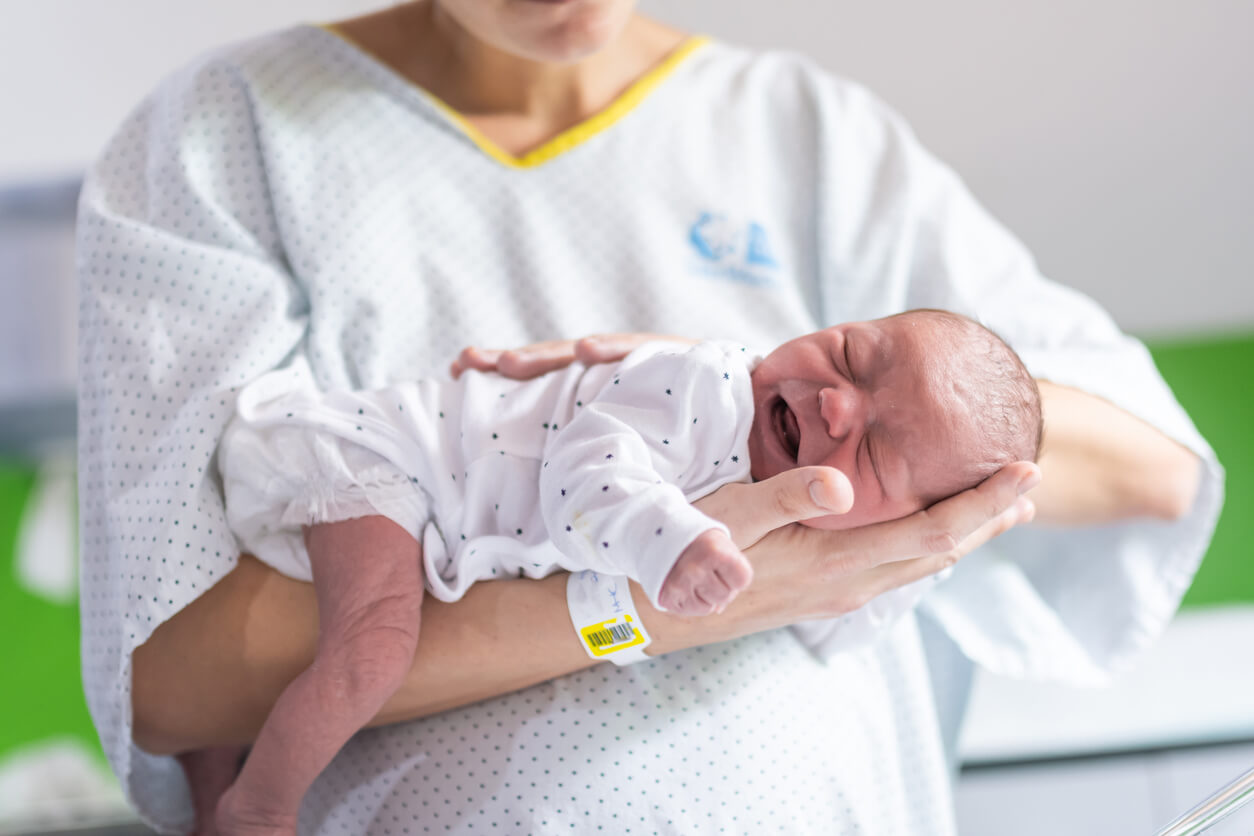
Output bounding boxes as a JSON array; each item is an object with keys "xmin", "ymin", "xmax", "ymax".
[
  {"xmin": 177, "ymin": 745, "xmax": 247, "ymax": 835},
  {"xmin": 657, "ymin": 529, "xmax": 753, "ymax": 616},
  {"xmin": 216, "ymin": 516, "xmax": 423, "ymax": 835}
]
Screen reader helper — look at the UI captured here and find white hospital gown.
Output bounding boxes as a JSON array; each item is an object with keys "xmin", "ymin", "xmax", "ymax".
[
  {"xmin": 219, "ymin": 341, "xmax": 754, "ymax": 608},
  {"xmin": 77, "ymin": 25, "xmax": 1223, "ymax": 835}
]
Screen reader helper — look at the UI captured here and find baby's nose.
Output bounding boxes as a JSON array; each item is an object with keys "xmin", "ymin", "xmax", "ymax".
[{"xmin": 818, "ymin": 386, "xmax": 862, "ymax": 440}]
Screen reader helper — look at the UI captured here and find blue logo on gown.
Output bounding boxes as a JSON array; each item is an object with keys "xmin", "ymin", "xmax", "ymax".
[{"xmin": 688, "ymin": 213, "xmax": 779, "ymax": 286}]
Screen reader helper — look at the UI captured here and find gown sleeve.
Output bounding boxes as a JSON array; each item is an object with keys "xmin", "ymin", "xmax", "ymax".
[
  {"xmin": 803, "ymin": 68, "xmax": 1223, "ymax": 682},
  {"xmin": 539, "ymin": 342, "xmax": 754, "ymax": 608},
  {"xmin": 77, "ymin": 53, "xmax": 306, "ymax": 831}
]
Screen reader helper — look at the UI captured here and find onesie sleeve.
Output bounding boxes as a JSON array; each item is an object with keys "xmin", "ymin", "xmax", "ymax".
[
  {"xmin": 804, "ymin": 69, "xmax": 1223, "ymax": 681},
  {"xmin": 76, "ymin": 54, "xmax": 305, "ymax": 831},
  {"xmin": 539, "ymin": 342, "xmax": 754, "ymax": 609}
]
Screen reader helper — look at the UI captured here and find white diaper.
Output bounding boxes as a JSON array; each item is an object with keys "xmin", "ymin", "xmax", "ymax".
[{"xmin": 219, "ymin": 405, "xmax": 431, "ymax": 584}]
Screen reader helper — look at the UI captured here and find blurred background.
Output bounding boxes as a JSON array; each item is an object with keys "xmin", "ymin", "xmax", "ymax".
[{"xmin": 0, "ymin": 1, "xmax": 1250, "ymax": 833}]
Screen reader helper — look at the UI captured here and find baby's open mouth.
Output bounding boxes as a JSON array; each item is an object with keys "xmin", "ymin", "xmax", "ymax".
[{"xmin": 772, "ymin": 397, "xmax": 800, "ymax": 463}]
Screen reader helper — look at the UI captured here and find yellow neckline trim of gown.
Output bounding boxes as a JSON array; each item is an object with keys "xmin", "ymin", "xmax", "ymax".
[{"xmin": 317, "ymin": 24, "xmax": 708, "ymax": 170}]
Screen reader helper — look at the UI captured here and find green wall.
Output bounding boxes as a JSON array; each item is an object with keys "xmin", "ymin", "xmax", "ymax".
[
  {"xmin": 0, "ymin": 462, "xmax": 101, "ymax": 761},
  {"xmin": 1149, "ymin": 332, "xmax": 1254, "ymax": 607}
]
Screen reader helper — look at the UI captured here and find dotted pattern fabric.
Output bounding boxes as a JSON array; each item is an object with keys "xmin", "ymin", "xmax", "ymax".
[
  {"xmin": 298, "ymin": 623, "xmax": 951, "ymax": 836},
  {"xmin": 76, "ymin": 24, "xmax": 1218, "ymax": 835},
  {"xmin": 218, "ymin": 341, "xmax": 755, "ymax": 608}
]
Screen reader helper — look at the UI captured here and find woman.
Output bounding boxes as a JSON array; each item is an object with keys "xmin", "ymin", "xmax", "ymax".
[{"xmin": 77, "ymin": 1, "xmax": 1219, "ymax": 833}]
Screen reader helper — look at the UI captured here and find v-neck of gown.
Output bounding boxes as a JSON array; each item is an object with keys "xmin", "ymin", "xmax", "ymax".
[{"xmin": 313, "ymin": 23, "xmax": 709, "ymax": 170}]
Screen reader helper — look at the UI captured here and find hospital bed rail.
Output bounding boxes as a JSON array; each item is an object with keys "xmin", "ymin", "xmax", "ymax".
[{"xmin": 1153, "ymin": 763, "xmax": 1254, "ymax": 835}]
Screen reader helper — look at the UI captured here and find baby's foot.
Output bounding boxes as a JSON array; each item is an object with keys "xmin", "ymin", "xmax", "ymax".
[{"xmin": 657, "ymin": 529, "xmax": 753, "ymax": 616}]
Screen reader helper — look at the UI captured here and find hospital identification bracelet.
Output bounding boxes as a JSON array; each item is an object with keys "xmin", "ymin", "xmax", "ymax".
[{"xmin": 566, "ymin": 570, "xmax": 653, "ymax": 665}]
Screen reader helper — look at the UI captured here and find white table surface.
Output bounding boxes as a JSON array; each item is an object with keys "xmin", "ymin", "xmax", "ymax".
[{"xmin": 959, "ymin": 605, "xmax": 1254, "ymax": 764}]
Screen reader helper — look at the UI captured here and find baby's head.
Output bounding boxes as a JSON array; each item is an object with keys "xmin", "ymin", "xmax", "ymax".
[{"xmin": 748, "ymin": 309, "xmax": 1041, "ymax": 529}]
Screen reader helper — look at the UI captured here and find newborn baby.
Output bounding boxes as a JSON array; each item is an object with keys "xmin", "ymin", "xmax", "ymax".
[{"xmin": 208, "ymin": 309, "xmax": 1041, "ymax": 832}]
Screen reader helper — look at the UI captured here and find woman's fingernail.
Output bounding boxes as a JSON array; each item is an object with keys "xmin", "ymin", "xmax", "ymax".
[
  {"xmin": 809, "ymin": 480, "xmax": 835, "ymax": 510},
  {"xmin": 1017, "ymin": 496, "xmax": 1036, "ymax": 521},
  {"xmin": 1017, "ymin": 470, "xmax": 1041, "ymax": 495}
]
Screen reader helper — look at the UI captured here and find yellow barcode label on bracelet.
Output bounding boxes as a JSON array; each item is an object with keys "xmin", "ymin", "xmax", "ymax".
[{"xmin": 579, "ymin": 615, "xmax": 646, "ymax": 657}]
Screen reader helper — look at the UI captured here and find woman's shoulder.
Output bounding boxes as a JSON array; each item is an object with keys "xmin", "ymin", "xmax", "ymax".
[
  {"xmin": 685, "ymin": 39, "xmax": 899, "ymax": 126},
  {"xmin": 86, "ymin": 22, "xmax": 411, "ymax": 184},
  {"xmin": 134, "ymin": 24, "xmax": 389, "ymax": 123}
]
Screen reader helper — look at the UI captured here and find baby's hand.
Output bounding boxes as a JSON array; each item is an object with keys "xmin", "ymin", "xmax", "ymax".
[{"xmin": 657, "ymin": 530, "xmax": 754, "ymax": 616}]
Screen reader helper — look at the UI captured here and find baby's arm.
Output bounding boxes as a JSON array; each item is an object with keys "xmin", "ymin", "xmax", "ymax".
[
  {"xmin": 216, "ymin": 515, "xmax": 423, "ymax": 834},
  {"xmin": 659, "ymin": 529, "xmax": 753, "ymax": 615},
  {"xmin": 541, "ymin": 343, "xmax": 755, "ymax": 616}
]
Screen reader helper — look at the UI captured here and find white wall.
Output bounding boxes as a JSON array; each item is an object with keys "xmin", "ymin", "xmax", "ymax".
[
  {"xmin": 0, "ymin": 0, "xmax": 381, "ymax": 181},
  {"xmin": 2, "ymin": 0, "xmax": 1251, "ymax": 335}
]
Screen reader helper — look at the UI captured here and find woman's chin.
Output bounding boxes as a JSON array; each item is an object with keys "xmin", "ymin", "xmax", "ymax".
[{"xmin": 507, "ymin": 1, "xmax": 634, "ymax": 63}]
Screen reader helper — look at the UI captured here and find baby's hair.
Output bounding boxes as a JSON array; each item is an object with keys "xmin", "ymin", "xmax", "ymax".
[{"xmin": 899, "ymin": 309, "xmax": 1043, "ymax": 499}]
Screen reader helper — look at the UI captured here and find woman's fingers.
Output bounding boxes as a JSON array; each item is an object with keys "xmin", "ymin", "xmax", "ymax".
[
  {"xmin": 450, "ymin": 333, "xmax": 695, "ymax": 380},
  {"xmin": 831, "ymin": 462, "xmax": 1040, "ymax": 575},
  {"xmin": 573, "ymin": 333, "xmax": 696, "ymax": 365},
  {"xmin": 781, "ymin": 491, "xmax": 1035, "ymax": 622},
  {"xmin": 496, "ymin": 341, "xmax": 579, "ymax": 379},
  {"xmin": 694, "ymin": 466, "xmax": 854, "ymax": 549},
  {"xmin": 449, "ymin": 346, "xmax": 498, "ymax": 379},
  {"xmin": 706, "ymin": 462, "xmax": 1039, "ymax": 627},
  {"xmin": 450, "ymin": 340, "xmax": 578, "ymax": 379},
  {"xmin": 859, "ymin": 494, "xmax": 1036, "ymax": 603}
]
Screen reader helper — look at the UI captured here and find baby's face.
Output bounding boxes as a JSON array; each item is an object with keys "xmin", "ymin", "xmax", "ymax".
[{"xmin": 748, "ymin": 314, "xmax": 982, "ymax": 530}]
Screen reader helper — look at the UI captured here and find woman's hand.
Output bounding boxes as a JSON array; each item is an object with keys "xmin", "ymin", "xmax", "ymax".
[
  {"xmin": 638, "ymin": 461, "xmax": 1041, "ymax": 654},
  {"xmin": 450, "ymin": 333, "xmax": 694, "ymax": 379},
  {"xmin": 133, "ymin": 461, "xmax": 1037, "ymax": 754}
]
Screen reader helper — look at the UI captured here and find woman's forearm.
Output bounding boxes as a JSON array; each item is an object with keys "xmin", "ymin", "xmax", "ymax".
[
  {"xmin": 1030, "ymin": 381, "xmax": 1202, "ymax": 525},
  {"xmin": 133, "ymin": 557, "xmax": 596, "ymax": 754},
  {"xmin": 134, "ymin": 462, "xmax": 1033, "ymax": 755},
  {"xmin": 133, "ymin": 553, "xmax": 775, "ymax": 755}
]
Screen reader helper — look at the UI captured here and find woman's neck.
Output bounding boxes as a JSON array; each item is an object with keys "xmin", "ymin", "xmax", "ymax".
[{"xmin": 333, "ymin": 1, "xmax": 687, "ymax": 155}]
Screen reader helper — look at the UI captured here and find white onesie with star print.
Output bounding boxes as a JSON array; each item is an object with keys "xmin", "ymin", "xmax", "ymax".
[{"xmin": 218, "ymin": 341, "xmax": 754, "ymax": 609}]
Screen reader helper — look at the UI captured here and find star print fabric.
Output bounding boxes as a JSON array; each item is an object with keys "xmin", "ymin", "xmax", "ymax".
[
  {"xmin": 218, "ymin": 341, "xmax": 753, "ymax": 608},
  {"xmin": 538, "ymin": 341, "xmax": 753, "ymax": 605}
]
